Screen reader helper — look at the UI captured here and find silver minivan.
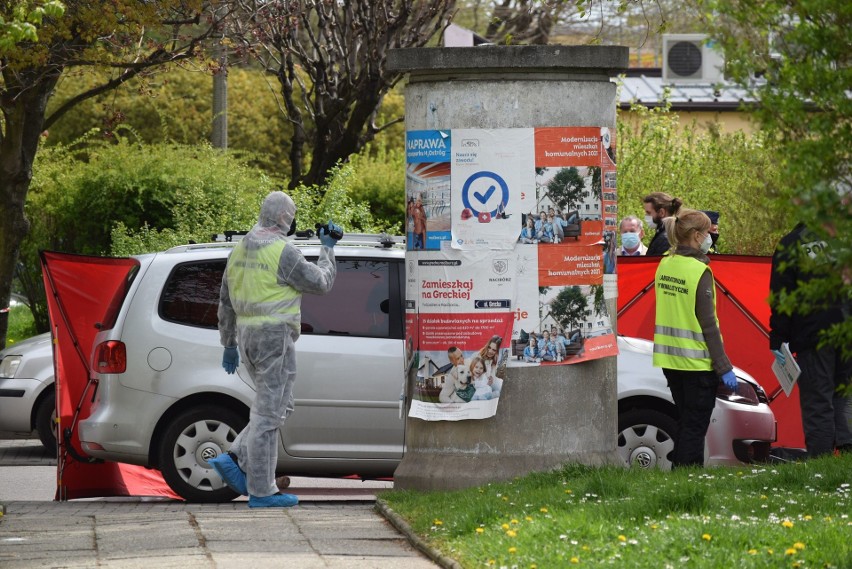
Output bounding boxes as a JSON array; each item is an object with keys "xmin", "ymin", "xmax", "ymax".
[{"xmin": 79, "ymin": 235, "xmax": 406, "ymax": 502}]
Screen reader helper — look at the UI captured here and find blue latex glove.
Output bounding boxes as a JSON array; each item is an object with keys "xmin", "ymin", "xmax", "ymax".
[
  {"xmin": 222, "ymin": 346, "xmax": 239, "ymax": 374},
  {"xmin": 319, "ymin": 220, "xmax": 342, "ymax": 248},
  {"xmin": 721, "ymin": 370, "xmax": 738, "ymax": 390},
  {"xmin": 771, "ymin": 349, "xmax": 786, "ymax": 366}
]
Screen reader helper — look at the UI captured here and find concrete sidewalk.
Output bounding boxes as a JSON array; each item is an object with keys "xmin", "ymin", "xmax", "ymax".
[
  {"xmin": 0, "ymin": 499, "xmax": 439, "ymax": 568},
  {"xmin": 0, "ymin": 441, "xmax": 441, "ymax": 568}
]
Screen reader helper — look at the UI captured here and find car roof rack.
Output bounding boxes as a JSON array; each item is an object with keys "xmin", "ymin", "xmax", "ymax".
[
  {"xmin": 293, "ymin": 232, "xmax": 405, "ymax": 249},
  {"xmin": 173, "ymin": 231, "xmax": 405, "ymax": 252}
]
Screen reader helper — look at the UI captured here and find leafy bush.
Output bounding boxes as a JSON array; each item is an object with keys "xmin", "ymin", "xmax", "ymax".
[
  {"xmin": 45, "ymin": 65, "xmax": 294, "ymax": 176},
  {"xmin": 346, "ymin": 141, "xmax": 406, "ymax": 229},
  {"xmin": 617, "ymin": 103, "xmax": 789, "ymax": 255},
  {"xmin": 289, "ymin": 161, "xmax": 402, "ymax": 235}
]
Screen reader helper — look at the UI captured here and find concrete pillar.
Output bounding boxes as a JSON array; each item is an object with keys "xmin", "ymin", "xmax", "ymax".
[{"xmin": 388, "ymin": 45, "xmax": 629, "ymax": 491}]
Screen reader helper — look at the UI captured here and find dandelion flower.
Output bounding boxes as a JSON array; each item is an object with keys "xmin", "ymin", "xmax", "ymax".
[
  {"xmin": 785, "ymin": 548, "xmax": 797, "ymax": 556},
  {"xmin": 508, "ymin": 547, "xmax": 517, "ymax": 554},
  {"xmin": 525, "ymin": 516, "xmax": 533, "ymax": 522},
  {"xmin": 540, "ymin": 507, "xmax": 548, "ymax": 513},
  {"xmin": 747, "ymin": 549, "xmax": 758, "ymax": 555},
  {"xmin": 506, "ymin": 530, "xmax": 517, "ymax": 537},
  {"xmin": 433, "ymin": 519, "xmax": 443, "ymax": 526},
  {"xmin": 803, "ymin": 515, "xmax": 812, "ymax": 521},
  {"xmin": 793, "ymin": 542, "xmax": 805, "ymax": 550},
  {"xmin": 570, "ymin": 557, "xmax": 580, "ymax": 564},
  {"xmin": 475, "ymin": 528, "xmax": 484, "ymax": 534},
  {"xmin": 618, "ymin": 535, "xmax": 627, "ymax": 542},
  {"xmin": 702, "ymin": 534, "xmax": 712, "ymax": 541},
  {"xmin": 511, "ymin": 519, "xmax": 519, "ymax": 524},
  {"xmin": 565, "ymin": 489, "xmax": 573, "ymax": 494},
  {"xmin": 502, "ymin": 523, "xmax": 510, "ymax": 530},
  {"xmin": 781, "ymin": 520, "xmax": 794, "ymax": 528},
  {"xmin": 767, "ymin": 548, "xmax": 774, "ymax": 555}
]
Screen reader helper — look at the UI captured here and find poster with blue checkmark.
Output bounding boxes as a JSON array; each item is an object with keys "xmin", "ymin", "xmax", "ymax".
[{"xmin": 450, "ymin": 128, "xmax": 536, "ymax": 250}]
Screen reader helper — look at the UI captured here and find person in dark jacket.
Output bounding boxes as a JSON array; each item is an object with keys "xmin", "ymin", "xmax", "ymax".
[
  {"xmin": 769, "ymin": 222, "xmax": 852, "ymax": 457},
  {"xmin": 643, "ymin": 193, "xmax": 682, "ymax": 256}
]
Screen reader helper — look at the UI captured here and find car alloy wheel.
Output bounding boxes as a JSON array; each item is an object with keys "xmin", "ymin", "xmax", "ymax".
[
  {"xmin": 158, "ymin": 404, "xmax": 247, "ymax": 502},
  {"xmin": 616, "ymin": 409, "xmax": 677, "ymax": 471}
]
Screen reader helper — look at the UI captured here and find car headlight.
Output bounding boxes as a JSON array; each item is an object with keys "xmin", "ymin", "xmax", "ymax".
[
  {"xmin": 0, "ymin": 355, "xmax": 22, "ymax": 378},
  {"xmin": 716, "ymin": 378, "xmax": 760, "ymax": 406}
]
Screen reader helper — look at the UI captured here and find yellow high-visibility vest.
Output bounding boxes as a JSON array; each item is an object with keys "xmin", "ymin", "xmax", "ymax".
[
  {"xmin": 226, "ymin": 240, "xmax": 301, "ymax": 330},
  {"xmin": 652, "ymin": 254, "xmax": 716, "ymax": 371}
]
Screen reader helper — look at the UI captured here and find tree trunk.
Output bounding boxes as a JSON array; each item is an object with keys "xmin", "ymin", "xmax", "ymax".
[{"xmin": 0, "ymin": 70, "xmax": 59, "ymax": 349}]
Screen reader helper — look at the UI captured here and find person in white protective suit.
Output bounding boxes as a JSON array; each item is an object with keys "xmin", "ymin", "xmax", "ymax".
[{"xmin": 210, "ymin": 191, "xmax": 340, "ymax": 508}]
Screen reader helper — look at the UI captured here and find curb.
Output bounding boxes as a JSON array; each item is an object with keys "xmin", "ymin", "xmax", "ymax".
[{"xmin": 375, "ymin": 498, "xmax": 462, "ymax": 569}]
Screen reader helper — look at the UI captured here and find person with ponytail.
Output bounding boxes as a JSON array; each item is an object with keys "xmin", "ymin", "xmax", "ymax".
[
  {"xmin": 643, "ymin": 193, "xmax": 683, "ymax": 256},
  {"xmin": 652, "ymin": 208, "xmax": 738, "ymax": 468}
]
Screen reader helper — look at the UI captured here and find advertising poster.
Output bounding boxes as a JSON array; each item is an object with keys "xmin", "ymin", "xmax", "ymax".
[
  {"xmin": 406, "ymin": 126, "xmax": 618, "ymax": 422},
  {"xmin": 406, "ymin": 130, "xmax": 452, "ymax": 251},
  {"xmin": 450, "ymin": 128, "xmax": 536, "ymax": 251},
  {"xmin": 408, "ymin": 250, "xmax": 515, "ymax": 421}
]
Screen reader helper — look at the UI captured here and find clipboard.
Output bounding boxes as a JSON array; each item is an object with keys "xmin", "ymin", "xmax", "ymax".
[{"xmin": 771, "ymin": 343, "xmax": 800, "ymax": 397}]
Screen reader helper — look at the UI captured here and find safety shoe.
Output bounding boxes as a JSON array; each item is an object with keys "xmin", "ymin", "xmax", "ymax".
[
  {"xmin": 208, "ymin": 452, "xmax": 247, "ymax": 496},
  {"xmin": 249, "ymin": 493, "xmax": 299, "ymax": 508}
]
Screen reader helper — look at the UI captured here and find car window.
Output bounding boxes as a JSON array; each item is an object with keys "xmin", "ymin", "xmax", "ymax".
[
  {"xmin": 159, "ymin": 256, "xmax": 394, "ymax": 337},
  {"xmin": 160, "ymin": 260, "xmax": 226, "ymax": 329},
  {"xmin": 301, "ymin": 259, "xmax": 390, "ymax": 338}
]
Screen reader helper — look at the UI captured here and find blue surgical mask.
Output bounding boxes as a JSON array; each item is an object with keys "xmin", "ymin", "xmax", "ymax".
[{"xmin": 621, "ymin": 232, "xmax": 640, "ymax": 249}]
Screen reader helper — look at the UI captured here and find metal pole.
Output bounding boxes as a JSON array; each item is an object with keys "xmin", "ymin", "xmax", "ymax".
[{"xmin": 212, "ymin": 32, "xmax": 228, "ymax": 149}]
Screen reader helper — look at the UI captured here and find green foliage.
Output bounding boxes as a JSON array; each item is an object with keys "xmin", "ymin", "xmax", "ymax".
[
  {"xmin": 20, "ymin": 136, "xmax": 278, "ymax": 330},
  {"xmin": 28, "ymin": 133, "xmax": 272, "ymax": 257},
  {"xmin": 699, "ymin": 0, "xmax": 851, "ymax": 356},
  {"xmin": 6, "ymin": 304, "xmax": 37, "ymax": 345},
  {"xmin": 288, "ymin": 161, "xmax": 402, "ymax": 236},
  {"xmin": 0, "ymin": 1, "xmax": 65, "ymax": 51},
  {"xmin": 45, "ymin": 65, "xmax": 294, "ymax": 176},
  {"xmin": 381, "ymin": 454, "xmax": 852, "ymax": 568},
  {"xmin": 617, "ymin": 102, "xmax": 789, "ymax": 255},
  {"xmin": 346, "ymin": 141, "xmax": 406, "ymax": 229}
]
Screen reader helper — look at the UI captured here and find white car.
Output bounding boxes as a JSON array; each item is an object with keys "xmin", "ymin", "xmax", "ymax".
[
  {"xmin": 0, "ymin": 332, "xmax": 56, "ymax": 450},
  {"xmin": 5, "ymin": 234, "xmax": 776, "ymax": 501}
]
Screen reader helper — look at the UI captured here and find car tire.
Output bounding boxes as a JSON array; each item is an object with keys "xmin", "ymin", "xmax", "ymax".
[
  {"xmin": 35, "ymin": 389, "xmax": 57, "ymax": 452},
  {"xmin": 157, "ymin": 405, "xmax": 247, "ymax": 503},
  {"xmin": 616, "ymin": 409, "xmax": 677, "ymax": 471}
]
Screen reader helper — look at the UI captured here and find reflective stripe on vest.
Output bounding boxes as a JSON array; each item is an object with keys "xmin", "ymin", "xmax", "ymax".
[
  {"xmin": 226, "ymin": 240, "xmax": 301, "ymax": 329},
  {"xmin": 652, "ymin": 254, "xmax": 716, "ymax": 371}
]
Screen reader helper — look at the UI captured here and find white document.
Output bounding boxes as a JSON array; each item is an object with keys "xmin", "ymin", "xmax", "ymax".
[{"xmin": 771, "ymin": 343, "xmax": 801, "ymax": 397}]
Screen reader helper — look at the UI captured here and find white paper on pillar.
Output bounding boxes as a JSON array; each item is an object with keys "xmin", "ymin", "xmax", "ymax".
[
  {"xmin": 450, "ymin": 128, "xmax": 535, "ymax": 250},
  {"xmin": 407, "ymin": 249, "xmax": 516, "ymax": 421}
]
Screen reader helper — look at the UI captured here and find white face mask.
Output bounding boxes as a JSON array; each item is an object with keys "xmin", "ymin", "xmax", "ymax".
[
  {"xmin": 644, "ymin": 214, "xmax": 655, "ymax": 228},
  {"xmin": 699, "ymin": 233, "xmax": 713, "ymax": 253}
]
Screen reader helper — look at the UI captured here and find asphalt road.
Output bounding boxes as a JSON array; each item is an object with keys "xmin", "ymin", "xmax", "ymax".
[{"xmin": 0, "ymin": 439, "xmax": 394, "ymax": 502}]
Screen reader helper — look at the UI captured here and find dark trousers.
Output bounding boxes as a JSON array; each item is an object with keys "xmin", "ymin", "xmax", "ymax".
[
  {"xmin": 797, "ymin": 345, "xmax": 852, "ymax": 457},
  {"xmin": 664, "ymin": 368, "xmax": 718, "ymax": 468}
]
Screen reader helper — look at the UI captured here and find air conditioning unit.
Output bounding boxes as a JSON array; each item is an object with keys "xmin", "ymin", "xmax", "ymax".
[{"xmin": 662, "ymin": 34, "xmax": 725, "ymax": 83}]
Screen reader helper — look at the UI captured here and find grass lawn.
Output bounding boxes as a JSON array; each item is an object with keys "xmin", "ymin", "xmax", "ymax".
[
  {"xmin": 5, "ymin": 303, "xmax": 37, "ymax": 345},
  {"xmin": 379, "ymin": 454, "xmax": 852, "ymax": 568}
]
